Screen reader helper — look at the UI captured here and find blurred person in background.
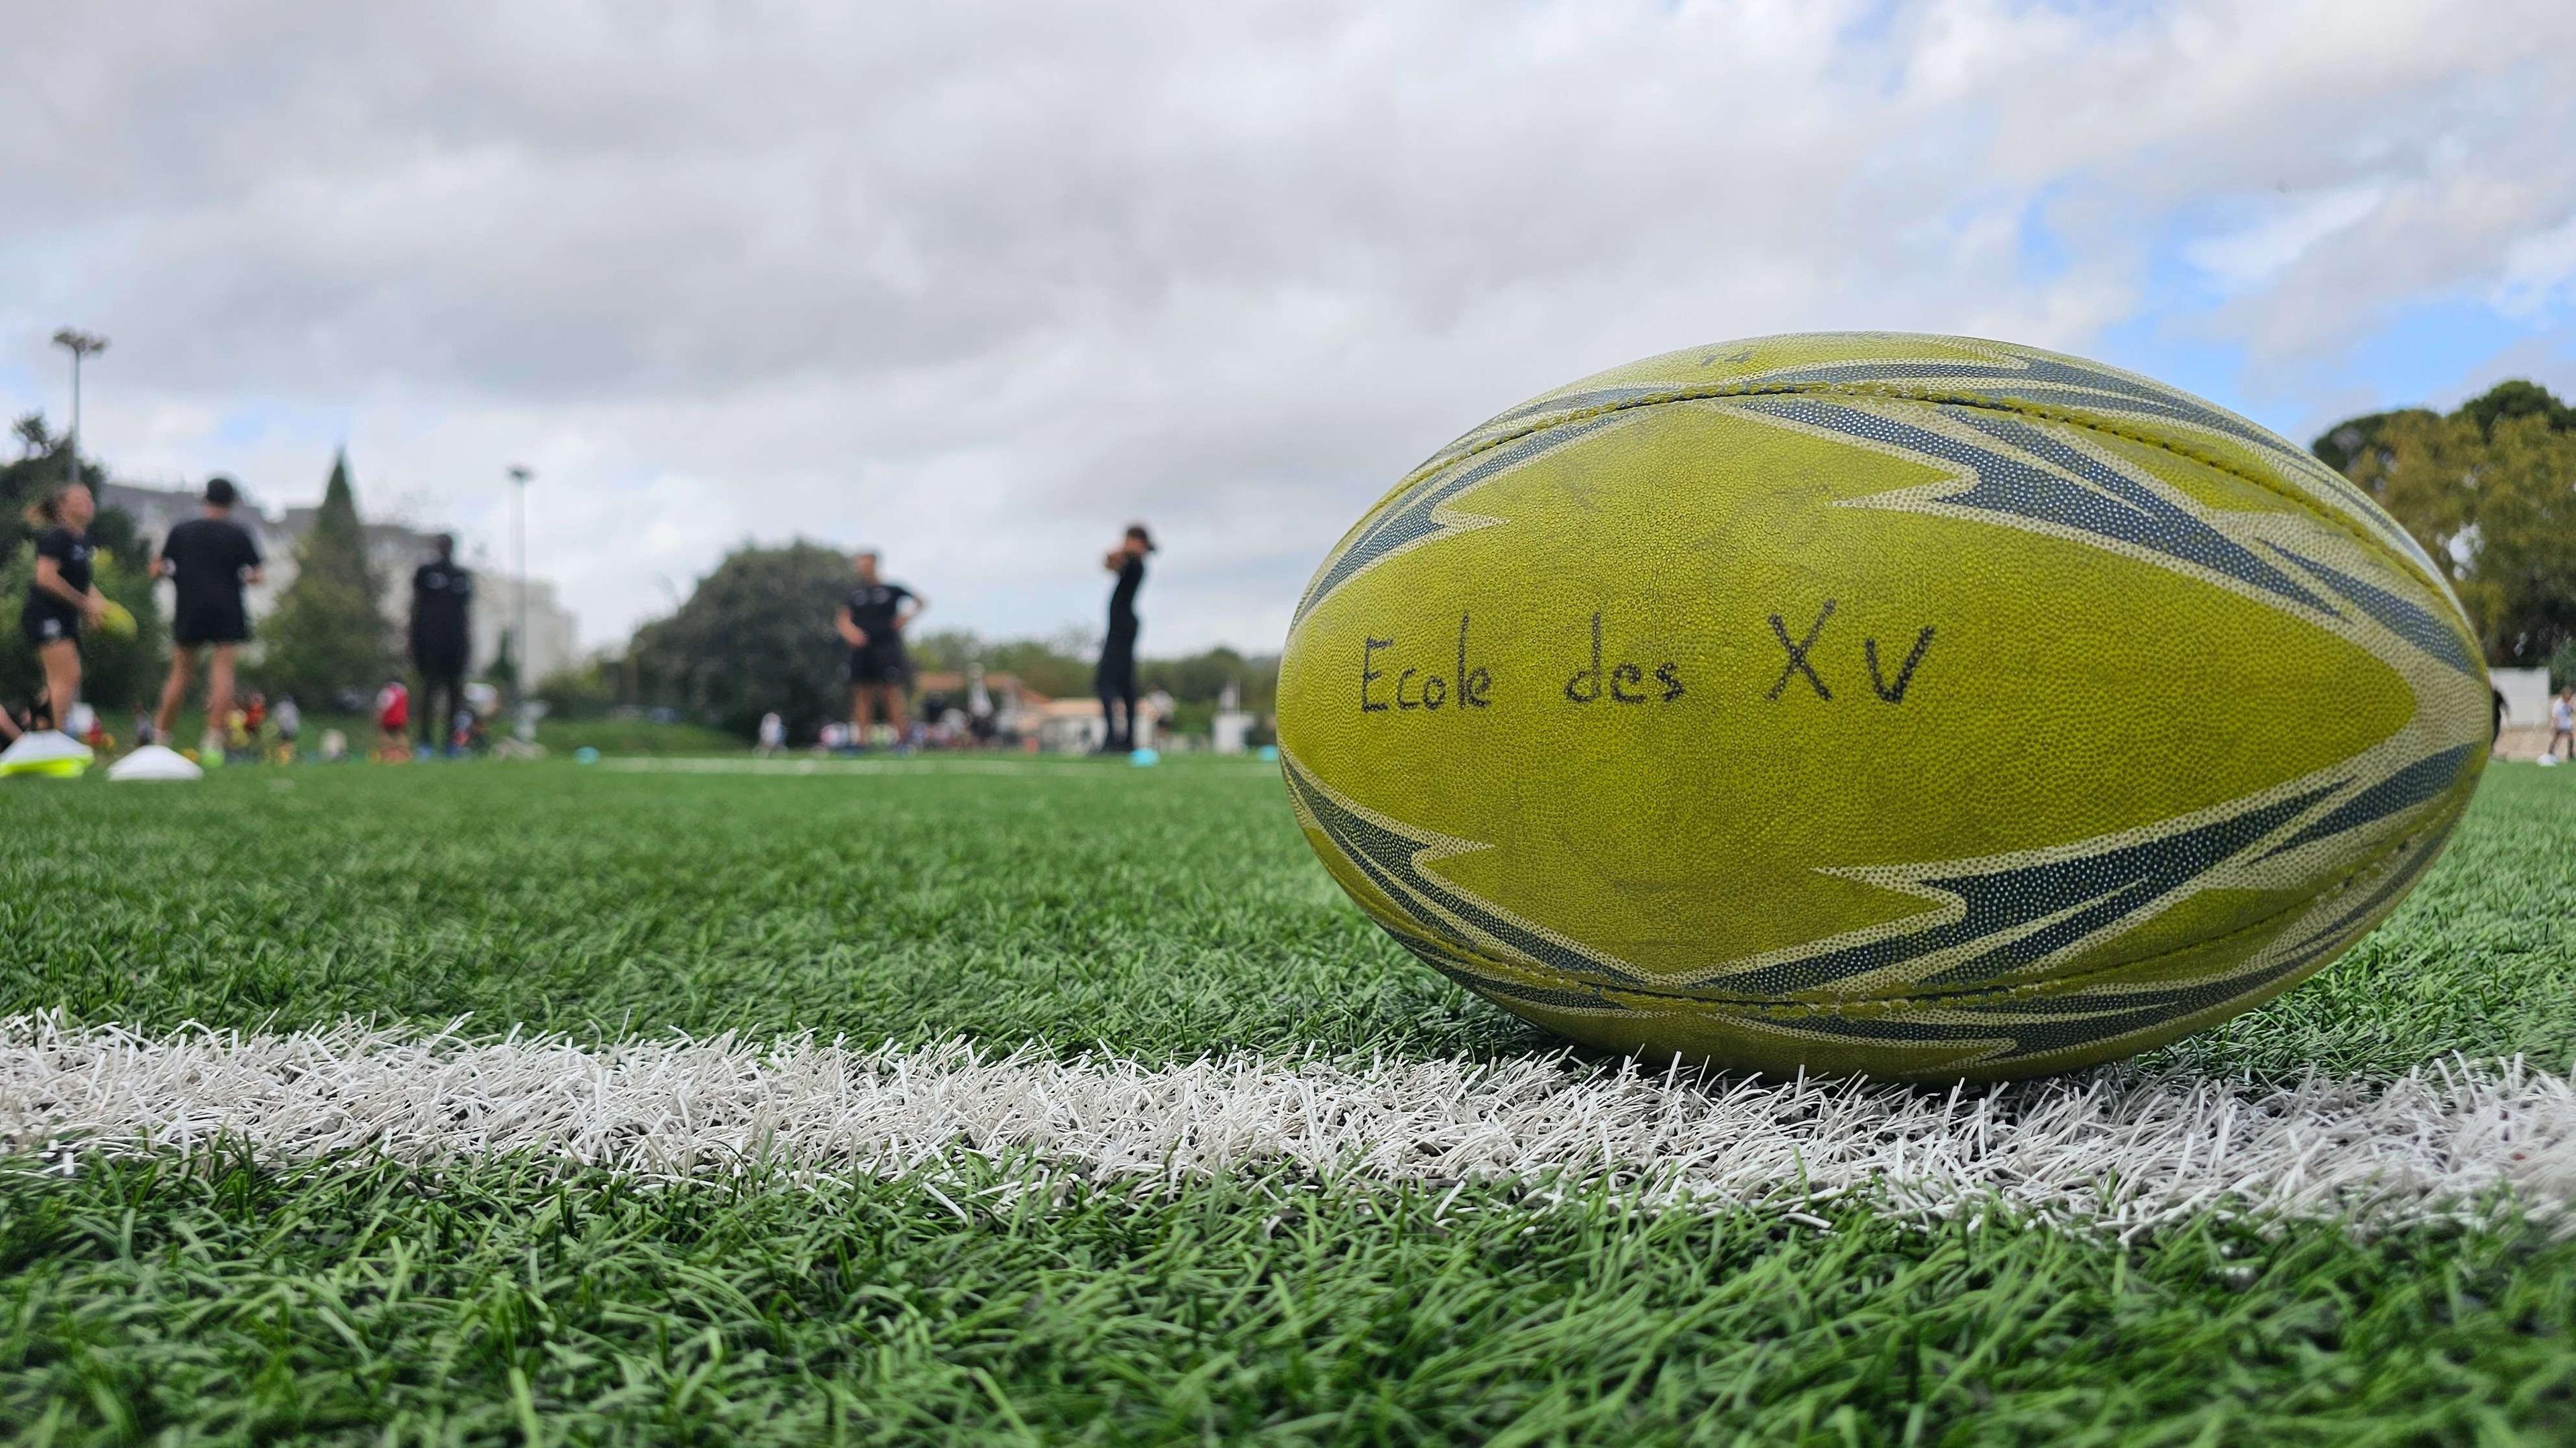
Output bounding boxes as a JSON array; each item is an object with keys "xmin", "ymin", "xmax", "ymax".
[
  {"xmin": 374, "ymin": 678, "xmax": 409, "ymax": 761},
  {"xmin": 19, "ymin": 482, "xmax": 105, "ymax": 734},
  {"xmin": 150, "ymin": 474, "xmax": 264, "ymax": 753},
  {"xmin": 835, "ymin": 550, "xmax": 923, "ymax": 749},
  {"xmin": 272, "ymin": 694, "xmax": 301, "ymax": 763},
  {"xmin": 1095, "ymin": 524, "xmax": 1153, "ymax": 753},
  {"xmin": 409, "ymin": 534, "xmax": 473, "ymax": 758},
  {"xmin": 2551, "ymin": 686, "xmax": 2574, "ymax": 762}
]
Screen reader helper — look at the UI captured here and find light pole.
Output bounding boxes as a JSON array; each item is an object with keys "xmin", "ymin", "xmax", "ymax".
[
  {"xmin": 508, "ymin": 465, "xmax": 532, "ymax": 701},
  {"xmin": 50, "ymin": 329, "xmax": 107, "ymax": 489}
]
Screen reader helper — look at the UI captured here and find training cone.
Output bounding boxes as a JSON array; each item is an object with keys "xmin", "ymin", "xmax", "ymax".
[
  {"xmin": 107, "ymin": 743, "xmax": 205, "ymax": 782},
  {"xmin": 1128, "ymin": 747, "xmax": 1160, "ymax": 766},
  {"xmin": 0, "ymin": 730, "xmax": 95, "ymax": 779}
]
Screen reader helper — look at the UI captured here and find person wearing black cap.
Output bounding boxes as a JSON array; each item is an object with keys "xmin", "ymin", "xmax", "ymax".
[
  {"xmin": 151, "ymin": 474, "xmax": 265, "ymax": 750},
  {"xmin": 1095, "ymin": 523, "xmax": 1154, "ymax": 752},
  {"xmin": 409, "ymin": 534, "xmax": 474, "ymax": 756}
]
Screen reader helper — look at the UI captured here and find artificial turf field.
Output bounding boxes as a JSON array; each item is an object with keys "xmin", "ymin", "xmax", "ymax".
[{"xmin": 1, "ymin": 756, "xmax": 2572, "ymax": 1445}]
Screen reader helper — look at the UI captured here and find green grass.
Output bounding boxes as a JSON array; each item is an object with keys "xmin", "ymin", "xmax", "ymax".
[
  {"xmin": 6, "ymin": 1152, "xmax": 2571, "ymax": 1447},
  {"xmin": 1, "ymin": 758, "xmax": 2569, "ymax": 1076},
  {"xmin": 3, "ymin": 758, "xmax": 2574, "ymax": 1444},
  {"xmin": 0, "ymin": 757, "xmax": 1515, "ymax": 1063}
]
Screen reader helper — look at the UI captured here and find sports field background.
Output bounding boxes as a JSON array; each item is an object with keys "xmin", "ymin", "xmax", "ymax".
[{"xmin": 4, "ymin": 758, "xmax": 2573, "ymax": 1443}]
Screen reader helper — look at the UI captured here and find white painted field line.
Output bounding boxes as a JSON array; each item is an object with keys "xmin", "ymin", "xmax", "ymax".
[{"xmin": 1, "ymin": 1015, "xmax": 2570, "ymax": 1236}]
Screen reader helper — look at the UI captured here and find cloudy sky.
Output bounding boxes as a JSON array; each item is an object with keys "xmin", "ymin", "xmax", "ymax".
[{"xmin": 5, "ymin": 1, "xmax": 2573, "ymax": 656}]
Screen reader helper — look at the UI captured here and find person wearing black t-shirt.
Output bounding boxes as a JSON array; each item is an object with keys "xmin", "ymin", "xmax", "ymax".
[
  {"xmin": 151, "ymin": 474, "xmax": 266, "ymax": 749},
  {"xmin": 834, "ymin": 550, "xmax": 924, "ymax": 746},
  {"xmin": 409, "ymin": 534, "xmax": 474, "ymax": 754},
  {"xmin": 1095, "ymin": 523, "xmax": 1154, "ymax": 752},
  {"xmin": 17, "ymin": 482, "xmax": 106, "ymax": 733}
]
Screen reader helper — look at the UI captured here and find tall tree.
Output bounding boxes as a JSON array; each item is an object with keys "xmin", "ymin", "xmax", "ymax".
[
  {"xmin": 2455, "ymin": 378, "xmax": 2575, "ymax": 439},
  {"xmin": 631, "ymin": 541, "xmax": 853, "ymax": 737},
  {"xmin": 260, "ymin": 450, "xmax": 394, "ymax": 703},
  {"xmin": 2343, "ymin": 407, "xmax": 2576, "ymax": 666}
]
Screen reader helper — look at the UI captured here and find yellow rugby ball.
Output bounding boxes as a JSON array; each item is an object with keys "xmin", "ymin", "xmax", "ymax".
[{"xmin": 1277, "ymin": 333, "xmax": 2488, "ymax": 1082}]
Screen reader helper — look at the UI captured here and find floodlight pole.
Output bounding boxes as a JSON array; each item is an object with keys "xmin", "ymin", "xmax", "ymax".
[
  {"xmin": 508, "ymin": 465, "xmax": 532, "ymax": 701},
  {"xmin": 51, "ymin": 329, "xmax": 107, "ymax": 490}
]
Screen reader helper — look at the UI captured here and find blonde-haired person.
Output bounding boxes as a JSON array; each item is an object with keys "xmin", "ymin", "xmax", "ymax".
[{"xmin": 18, "ymin": 482, "xmax": 107, "ymax": 733}]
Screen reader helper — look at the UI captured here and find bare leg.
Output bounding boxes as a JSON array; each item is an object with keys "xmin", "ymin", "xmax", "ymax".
[
  {"xmin": 39, "ymin": 640, "xmax": 80, "ymax": 733},
  {"xmin": 851, "ymin": 685, "xmax": 875, "ymax": 743},
  {"xmin": 205, "ymin": 645, "xmax": 239, "ymax": 743},
  {"xmin": 883, "ymin": 685, "xmax": 909, "ymax": 735},
  {"xmin": 156, "ymin": 648, "xmax": 198, "ymax": 739}
]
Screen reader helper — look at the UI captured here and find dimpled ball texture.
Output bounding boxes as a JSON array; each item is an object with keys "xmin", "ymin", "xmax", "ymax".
[{"xmin": 1276, "ymin": 333, "xmax": 2488, "ymax": 1082}]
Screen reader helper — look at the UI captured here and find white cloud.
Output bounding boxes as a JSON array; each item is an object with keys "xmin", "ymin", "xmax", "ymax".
[
  {"xmin": 2187, "ymin": 185, "xmax": 2386, "ymax": 289},
  {"xmin": 2497, "ymin": 213, "xmax": 2576, "ymax": 316},
  {"xmin": 2, "ymin": 0, "xmax": 2572, "ymax": 655}
]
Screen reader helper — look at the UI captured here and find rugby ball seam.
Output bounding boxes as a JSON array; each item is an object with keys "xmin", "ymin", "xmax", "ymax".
[
  {"xmin": 1423, "ymin": 818, "xmax": 2433, "ymax": 1019},
  {"xmin": 1376, "ymin": 379, "xmax": 2440, "ymax": 607}
]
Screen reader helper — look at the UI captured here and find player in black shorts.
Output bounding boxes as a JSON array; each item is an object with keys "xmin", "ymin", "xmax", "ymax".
[
  {"xmin": 1095, "ymin": 523, "xmax": 1154, "ymax": 752},
  {"xmin": 834, "ymin": 550, "xmax": 924, "ymax": 747},
  {"xmin": 151, "ymin": 474, "xmax": 265, "ymax": 750},
  {"xmin": 17, "ymin": 482, "xmax": 107, "ymax": 733}
]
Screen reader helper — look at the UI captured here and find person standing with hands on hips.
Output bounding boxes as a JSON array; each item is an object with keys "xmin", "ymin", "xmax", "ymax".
[
  {"xmin": 1096, "ymin": 524, "xmax": 1153, "ymax": 753},
  {"xmin": 409, "ymin": 534, "xmax": 473, "ymax": 757},
  {"xmin": 836, "ymin": 550, "xmax": 924, "ymax": 749}
]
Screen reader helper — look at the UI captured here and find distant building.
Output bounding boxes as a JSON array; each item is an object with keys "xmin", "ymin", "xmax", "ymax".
[
  {"xmin": 99, "ymin": 477, "xmax": 580, "ymax": 682},
  {"xmin": 472, "ymin": 574, "xmax": 580, "ymax": 686}
]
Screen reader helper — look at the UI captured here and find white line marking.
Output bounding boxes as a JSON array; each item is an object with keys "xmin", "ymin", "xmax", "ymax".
[{"xmin": 3, "ymin": 1016, "xmax": 2568, "ymax": 1236}]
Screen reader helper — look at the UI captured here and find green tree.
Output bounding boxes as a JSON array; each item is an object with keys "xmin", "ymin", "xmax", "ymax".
[
  {"xmin": 975, "ymin": 632, "xmax": 1097, "ymax": 699},
  {"xmin": 1, "ymin": 414, "xmax": 113, "ymax": 564},
  {"xmin": 2455, "ymin": 378, "xmax": 2576, "ymax": 439},
  {"xmin": 533, "ymin": 657, "xmax": 621, "ymax": 719},
  {"xmin": 486, "ymin": 630, "xmax": 519, "ymax": 692},
  {"xmin": 2310, "ymin": 408, "xmax": 2439, "ymax": 476},
  {"xmin": 2344, "ymin": 408, "xmax": 2576, "ymax": 666},
  {"xmin": 259, "ymin": 450, "xmax": 394, "ymax": 703},
  {"xmin": 631, "ymin": 541, "xmax": 853, "ymax": 737}
]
